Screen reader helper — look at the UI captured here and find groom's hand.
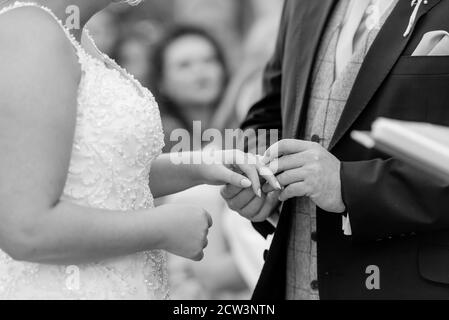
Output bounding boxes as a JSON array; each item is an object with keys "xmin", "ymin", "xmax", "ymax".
[
  {"xmin": 221, "ymin": 184, "xmax": 280, "ymax": 222},
  {"xmin": 262, "ymin": 139, "xmax": 346, "ymax": 213}
]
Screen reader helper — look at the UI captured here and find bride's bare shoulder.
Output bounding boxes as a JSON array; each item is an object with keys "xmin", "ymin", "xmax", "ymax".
[
  {"xmin": 0, "ymin": 5, "xmax": 81, "ymax": 86},
  {"xmin": 0, "ymin": 5, "xmax": 78, "ymax": 63},
  {"xmin": 0, "ymin": 5, "xmax": 59, "ymax": 32}
]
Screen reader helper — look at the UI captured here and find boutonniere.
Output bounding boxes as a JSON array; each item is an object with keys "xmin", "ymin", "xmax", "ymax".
[{"xmin": 404, "ymin": 0, "xmax": 429, "ymax": 37}]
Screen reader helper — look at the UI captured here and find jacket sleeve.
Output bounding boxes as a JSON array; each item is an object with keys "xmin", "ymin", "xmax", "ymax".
[
  {"xmin": 341, "ymin": 158, "xmax": 449, "ymax": 241},
  {"xmin": 240, "ymin": 0, "xmax": 287, "ymax": 141},
  {"xmin": 240, "ymin": 1, "xmax": 290, "ymax": 238}
]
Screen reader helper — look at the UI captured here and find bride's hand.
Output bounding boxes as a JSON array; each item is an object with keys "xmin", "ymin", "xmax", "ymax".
[
  {"xmin": 197, "ymin": 149, "xmax": 281, "ymax": 196},
  {"xmin": 159, "ymin": 204, "xmax": 212, "ymax": 261}
]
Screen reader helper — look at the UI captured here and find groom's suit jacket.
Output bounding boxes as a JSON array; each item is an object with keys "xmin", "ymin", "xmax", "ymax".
[{"xmin": 242, "ymin": 0, "xmax": 449, "ymax": 300}]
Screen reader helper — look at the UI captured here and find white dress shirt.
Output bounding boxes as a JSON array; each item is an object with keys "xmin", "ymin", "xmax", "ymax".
[
  {"xmin": 338, "ymin": 0, "xmax": 396, "ymax": 235},
  {"xmin": 336, "ymin": 0, "xmax": 397, "ymax": 77}
]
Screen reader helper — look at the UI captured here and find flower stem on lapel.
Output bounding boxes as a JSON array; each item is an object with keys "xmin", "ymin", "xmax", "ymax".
[{"xmin": 404, "ymin": 0, "xmax": 428, "ymax": 37}]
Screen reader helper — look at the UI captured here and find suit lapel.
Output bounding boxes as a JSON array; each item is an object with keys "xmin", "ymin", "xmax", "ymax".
[
  {"xmin": 284, "ymin": 0, "xmax": 337, "ymax": 138},
  {"xmin": 329, "ymin": 0, "xmax": 442, "ymax": 150}
]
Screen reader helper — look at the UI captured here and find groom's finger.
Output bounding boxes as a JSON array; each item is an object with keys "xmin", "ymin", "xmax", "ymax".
[
  {"xmin": 222, "ymin": 168, "xmax": 255, "ymax": 191},
  {"xmin": 227, "ymin": 188, "xmax": 258, "ymax": 212},
  {"xmin": 276, "ymin": 168, "xmax": 308, "ymax": 187},
  {"xmin": 236, "ymin": 163, "xmax": 262, "ymax": 197},
  {"xmin": 263, "ymin": 168, "xmax": 307, "ymax": 192},
  {"xmin": 240, "ymin": 195, "xmax": 266, "ymax": 219},
  {"xmin": 266, "ymin": 151, "xmax": 313, "ymax": 174},
  {"xmin": 257, "ymin": 165, "xmax": 281, "ymax": 191},
  {"xmin": 279, "ymin": 182, "xmax": 311, "ymax": 202},
  {"xmin": 251, "ymin": 191, "xmax": 281, "ymax": 222},
  {"xmin": 221, "ymin": 184, "xmax": 244, "ymax": 199},
  {"xmin": 262, "ymin": 181, "xmax": 277, "ymax": 194},
  {"xmin": 263, "ymin": 139, "xmax": 315, "ymax": 164}
]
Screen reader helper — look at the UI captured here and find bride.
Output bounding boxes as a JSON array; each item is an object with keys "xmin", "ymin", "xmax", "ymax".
[{"xmin": 0, "ymin": 0, "xmax": 277, "ymax": 299}]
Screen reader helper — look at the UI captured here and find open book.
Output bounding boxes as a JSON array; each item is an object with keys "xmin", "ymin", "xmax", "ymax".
[{"xmin": 351, "ymin": 118, "xmax": 449, "ymax": 180}]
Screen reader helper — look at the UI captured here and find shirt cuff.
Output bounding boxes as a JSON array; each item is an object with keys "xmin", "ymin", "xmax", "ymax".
[{"xmin": 342, "ymin": 213, "xmax": 352, "ymax": 236}]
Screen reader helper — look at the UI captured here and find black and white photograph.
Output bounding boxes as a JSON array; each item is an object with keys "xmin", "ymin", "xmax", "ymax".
[{"xmin": 0, "ymin": 0, "xmax": 448, "ymax": 310}]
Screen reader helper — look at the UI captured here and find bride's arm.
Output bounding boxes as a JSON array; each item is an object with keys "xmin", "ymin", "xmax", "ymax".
[
  {"xmin": 8, "ymin": 200, "xmax": 208, "ymax": 265},
  {"xmin": 149, "ymin": 151, "xmax": 280, "ymax": 198},
  {"xmin": 0, "ymin": 10, "xmax": 210, "ymax": 265},
  {"xmin": 149, "ymin": 154, "xmax": 207, "ymax": 198},
  {"xmin": 149, "ymin": 152, "xmax": 251, "ymax": 198}
]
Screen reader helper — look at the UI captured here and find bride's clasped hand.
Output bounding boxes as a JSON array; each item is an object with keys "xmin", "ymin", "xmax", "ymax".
[
  {"xmin": 181, "ymin": 149, "xmax": 280, "ymax": 195},
  {"xmin": 148, "ymin": 150, "xmax": 280, "ymax": 262}
]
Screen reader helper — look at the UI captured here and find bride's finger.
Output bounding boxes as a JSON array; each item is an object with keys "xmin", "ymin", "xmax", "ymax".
[
  {"xmin": 221, "ymin": 167, "xmax": 253, "ymax": 189},
  {"xmin": 257, "ymin": 165, "xmax": 281, "ymax": 191},
  {"xmin": 221, "ymin": 150, "xmax": 261, "ymax": 196},
  {"xmin": 235, "ymin": 163, "xmax": 261, "ymax": 197},
  {"xmin": 251, "ymin": 154, "xmax": 281, "ymax": 191},
  {"xmin": 262, "ymin": 181, "xmax": 277, "ymax": 194}
]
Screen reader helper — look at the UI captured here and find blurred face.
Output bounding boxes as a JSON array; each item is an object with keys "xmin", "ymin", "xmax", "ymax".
[
  {"xmin": 119, "ymin": 39, "xmax": 150, "ymax": 84},
  {"xmin": 161, "ymin": 35, "xmax": 225, "ymax": 109}
]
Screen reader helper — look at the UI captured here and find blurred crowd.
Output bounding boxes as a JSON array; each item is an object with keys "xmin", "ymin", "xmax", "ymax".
[{"xmin": 87, "ymin": 0, "xmax": 284, "ymax": 300}]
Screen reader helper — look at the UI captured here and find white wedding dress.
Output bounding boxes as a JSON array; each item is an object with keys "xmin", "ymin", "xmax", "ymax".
[{"xmin": 0, "ymin": 2, "xmax": 169, "ymax": 299}]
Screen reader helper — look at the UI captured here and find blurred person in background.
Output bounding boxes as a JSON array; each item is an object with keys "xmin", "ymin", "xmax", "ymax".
[
  {"xmin": 212, "ymin": 0, "xmax": 284, "ymax": 130},
  {"xmin": 150, "ymin": 25, "xmax": 230, "ymax": 153},
  {"xmin": 112, "ymin": 20, "xmax": 162, "ymax": 87},
  {"xmin": 151, "ymin": 25, "xmax": 250, "ymax": 300},
  {"xmin": 212, "ymin": 0, "xmax": 284, "ymax": 296},
  {"xmin": 152, "ymin": 1, "xmax": 284, "ymax": 298},
  {"xmin": 88, "ymin": 5, "xmax": 162, "ymax": 87}
]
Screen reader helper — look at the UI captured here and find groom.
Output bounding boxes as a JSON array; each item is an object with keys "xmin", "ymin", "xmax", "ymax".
[{"xmin": 222, "ymin": 0, "xmax": 449, "ymax": 299}]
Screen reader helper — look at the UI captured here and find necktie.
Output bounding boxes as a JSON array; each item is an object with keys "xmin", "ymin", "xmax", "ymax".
[{"xmin": 335, "ymin": 0, "xmax": 373, "ymax": 77}]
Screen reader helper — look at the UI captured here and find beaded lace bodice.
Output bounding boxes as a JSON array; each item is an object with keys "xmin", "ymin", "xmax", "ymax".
[{"xmin": 0, "ymin": 2, "xmax": 168, "ymax": 299}]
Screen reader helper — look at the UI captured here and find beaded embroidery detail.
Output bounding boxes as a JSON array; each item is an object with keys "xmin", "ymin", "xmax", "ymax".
[{"xmin": 0, "ymin": 2, "xmax": 167, "ymax": 299}]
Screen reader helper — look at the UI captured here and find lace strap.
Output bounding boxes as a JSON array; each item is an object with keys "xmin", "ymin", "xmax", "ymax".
[
  {"xmin": 0, "ymin": 1, "xmax": 87, "ymax": 61},
  {"xmin": 83, "ymin": 29, "xmax": 149, "ymax": 98}
]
